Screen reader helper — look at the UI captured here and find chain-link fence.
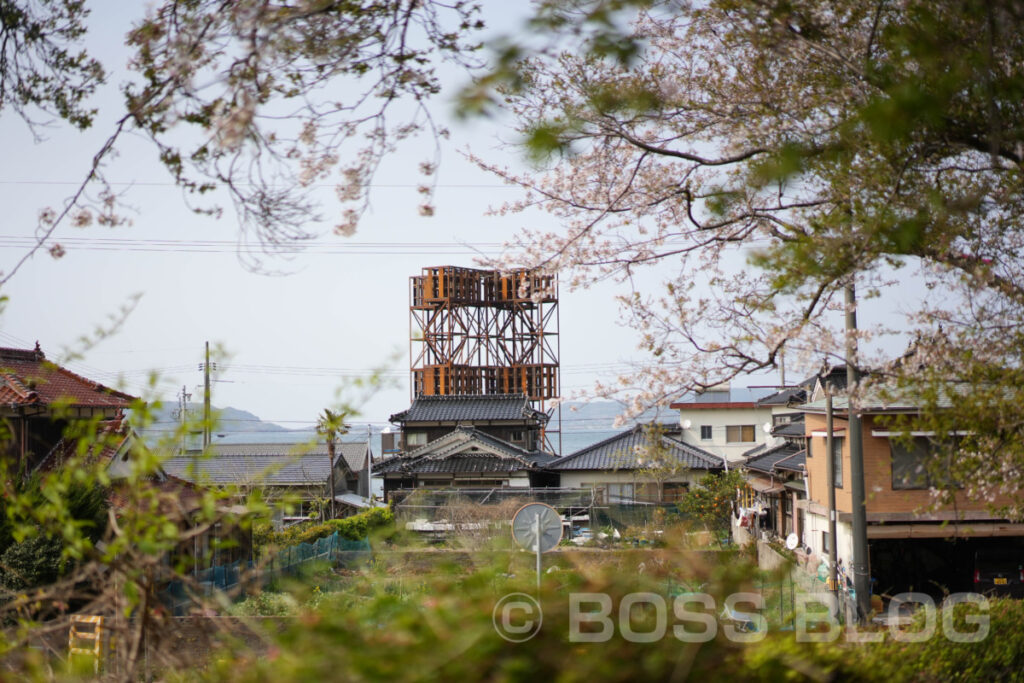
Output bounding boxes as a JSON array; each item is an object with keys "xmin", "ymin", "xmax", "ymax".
[
  {"xmin": 158, "ymin": 531, "xmax": 371, "ymax": 615},
  {"xmin": 391, "ymin": 488, "xmax": 596, "ymax": 544}
]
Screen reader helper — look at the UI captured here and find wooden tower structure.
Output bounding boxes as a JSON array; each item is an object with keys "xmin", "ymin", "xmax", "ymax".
[{"xmin": 409, "ymin": 265, "xmax": 560, "ymax": 416}]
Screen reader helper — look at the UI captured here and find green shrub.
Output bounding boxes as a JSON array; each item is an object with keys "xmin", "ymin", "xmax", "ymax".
[
  {"xmin": 731, "ymin": 597, "xmax": 1024, "ymax": 681},
  {"xmin": 0, "ymin": 530, "xmax": 63, "ymax": 591},
  {"xmin": 677, "ymin": 470, "xmax": 746, "ymax": 543},
  {"xmin": 259, "ymin": 507, "xmax": 394, "ymax": 549},
  {"xmin": 64, "ymin": 481, "xmax": 110, "ymax": 543},
  {"xmin": 0, "ymin": 481, "xmax": 108, "ymax": 592},
  {"xmin": 228, "ymin": 591, "xmax": 299, "ymax": 617}
]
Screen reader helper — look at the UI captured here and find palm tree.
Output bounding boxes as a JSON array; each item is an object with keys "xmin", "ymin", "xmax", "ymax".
[{"xmin": 316, "ymin": 409, "xmax": 348, "ymax": 520}]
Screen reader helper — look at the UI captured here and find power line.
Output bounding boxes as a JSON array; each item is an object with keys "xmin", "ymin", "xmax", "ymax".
[
  {"xmin": 82, "ymin": 360, "xmax": 642, "ymax": 380},
  {"xmin": 0, "ymin": 236, "xmax": 507, "ymax": 256},
  {"xmin": 0, "ymin": 235, "xmax": 710, "ymax": 255},
  {"xmin": 0, "ymin": 180, "xmax": 522, "ymax": 189}
]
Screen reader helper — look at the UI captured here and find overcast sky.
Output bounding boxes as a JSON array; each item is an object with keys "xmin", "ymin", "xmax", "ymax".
[{"xmin": 0, "ymin": 4, "xmax": 925, "ymax": 431}]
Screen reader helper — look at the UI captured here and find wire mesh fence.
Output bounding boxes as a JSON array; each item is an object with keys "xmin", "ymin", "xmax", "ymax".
[
  {"xmin": 158, "ymin": 531, "xmax": 372, "ymax": 615},
  {"xmin": 392, "ymin": 488, "xmax": 595, "ymax": 540},
  {"xmin": 390, "ymin": 487, "xmax": 708, "ymax": 547}
]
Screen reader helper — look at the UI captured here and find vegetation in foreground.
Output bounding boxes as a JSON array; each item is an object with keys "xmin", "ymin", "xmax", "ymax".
[{"xmin": 193, "ymin": 547, "xmax": 1024, "ymax": 683}]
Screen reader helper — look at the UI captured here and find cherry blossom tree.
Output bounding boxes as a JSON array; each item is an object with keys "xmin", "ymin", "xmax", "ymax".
[
  {"xmin": 1, "ymin": 0, "xmax": 487, "ymax": 280},
  {"xmin": 474, "ymin": 0, "xmax": 1024, "ymax": 511}
]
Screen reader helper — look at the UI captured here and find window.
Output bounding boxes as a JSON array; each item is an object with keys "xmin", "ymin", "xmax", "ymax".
[
  {"xmin": 406, "ymin": 432, "xmax": 427, "ymax": 447},
  {"xmin": 700, "ymin": 425, "xmax": 713, "ymax": 440},
  {"xmin": 831, "ymin": 437, "xmax": 844, "ymax": 489},
  {"xmin": 773, "ymin": 414, "xmax": 795, "ymax": 427},
  {"xmin": 662, "ymin": 482, "xmax": 689, "ymax": 502},
  {"xmin": 738, "ymin": 484, "xmax": 756, "ymax": 509},
  {"xmin": 811, "ymin": 436, "xmax": 843, "ymax": 488},
  {"xmin": 606, "ymin": 483, "xmax": 634, "ymax": 501},
  {"xmin": 581, "ymin": 483, "xmax": 606, "ymax": 504},
  {"xmin": 891, "ymin": 437, "xmax": 935, "ymax": 490},
  {"xmin": 510, "ymin": 430, "xmax": 524, "ymax": 442},
  {"xmin": 726, "ymin": 425, "xmax": 756, "ymax": 443}
]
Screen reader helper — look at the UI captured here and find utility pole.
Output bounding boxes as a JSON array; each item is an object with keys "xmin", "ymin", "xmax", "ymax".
[
  {"xmin": 365, "ymin": 423, "xmax": 372, "ymax": 499},
  {"xmin": 846, "ymin": 282, "xmax": 871, "ymax": 622},
  {"xmin": 825, "ymin": 386, "xmax": 840, "ymax": 621},
  {"xmin": 176, "ymin": 385, "xmax": 192, "ymax": 455},
  {"xmin": 201, "ymin": 341, "xmax": 212, "ymax": 450}
]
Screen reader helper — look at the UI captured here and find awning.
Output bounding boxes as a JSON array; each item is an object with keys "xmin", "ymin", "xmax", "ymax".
[
  {"xmin": 747, "ymin": 476, "xmax": 785, "ymax": 494},
  {"xmin": 334, "ymin": 493, "xmax": 386, "ymax": 509},
  {"xmin": 783, "ymin": 480, "xmax": 806, "ymax": 493},
  {"xmin": 867, "ymin": 522, "xmax": 1024, "ymax": 539}
]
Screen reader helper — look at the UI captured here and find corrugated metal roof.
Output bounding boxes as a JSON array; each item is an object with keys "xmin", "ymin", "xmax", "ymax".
[
  {"xmin": 389, "ymin": 394, "xmax": 548, "ymax": 424},
  {"xmin": 550, "ymin": 424, "xmax": 722, "ymax": 471},
  {"xmin": 747, "ymin": 476, "xmax": 786, "ymax": 494},
  {"xmin": 801, "ymin": 387, "xmax": 955, "ymax": 413},
  {"xmin": 335, "ymin": 493, "xmax": 386, "ymax": 509}
]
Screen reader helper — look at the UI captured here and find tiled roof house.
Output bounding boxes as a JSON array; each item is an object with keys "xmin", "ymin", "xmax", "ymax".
[
  {"xmin": 375, "ymin": 426, "xmax": 557, "ymax": 498},
  {"xmin": 389, "ymin": 393, "xmax": 548, "ymax": 453},
  {"xmin": 0, "ymin": 344, "xmax": 135, "ymax": 475},
  {"xmin": 551, "ymin": 424, "xmax": 723, "ymax": 503}
]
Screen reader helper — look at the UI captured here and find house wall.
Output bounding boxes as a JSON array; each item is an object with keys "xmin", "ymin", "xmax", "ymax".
[
  {"xmin": 674, "ymin": 405, "xmax": 774, "ymax": 463},
  {"xmin": 805, "ymin": 412, "xmax": 1016, "ymax": 518},
  {"xmin": 805, "ymin": 413, "xmax": 853, "ymax": 514},
  {"xmin": 802, "ymin": 508, "xmax": 855, "ymax": 566},
  {"xmin": 401, "ymin": 424, "xmax": 540, "ymax": 452},
  {"xmin": 386, "ymin": 470, "xmax": 533, "ymax": 492},
  {"xmin": 559, "ymin": 469, "xmax": 707, "ymax": 501},
  {"xmin": 343, "ymin": 448, "xmax": 371, "ymax": 497}
]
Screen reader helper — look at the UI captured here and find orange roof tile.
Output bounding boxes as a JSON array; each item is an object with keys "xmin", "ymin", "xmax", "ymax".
[{"xmin": 0, "ymin": 345, "xmax": 134, "ymax": 409}]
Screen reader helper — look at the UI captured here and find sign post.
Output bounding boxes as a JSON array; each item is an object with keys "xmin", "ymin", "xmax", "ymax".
[{"xmin": 511, "ymin": 503, "xmax": 563, "ymax": 594}]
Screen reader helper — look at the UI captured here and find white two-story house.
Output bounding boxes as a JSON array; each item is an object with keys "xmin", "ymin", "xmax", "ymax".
[{"xmin": 670, "ymin": 385, "xmax": 775, "ymax": 468}]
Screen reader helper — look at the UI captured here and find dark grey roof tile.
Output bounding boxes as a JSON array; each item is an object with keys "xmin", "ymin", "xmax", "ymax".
[
  {"xmin": 373, "ymin": 426, "xmax": 555, "ymax": 476},
  {"xmin": 744, "ymin": 442, "xmax": 802, "ymax": 474},
  {"xmin": 772, "ymin": 421, "xmax": 806, "ymax": 437},
  {"xmin": 164, "ymin": 441, "xmax": 353, "ymax": 486},
  {"xmin": 774, "ymin": 450, "xmax": 806, "ymax": 472},
  {"xmin": 390, "ymin": 394, "xmax": 548, "ymax": 424},
  {"xmin": 550, "ymin": 424, "xmax": 722, "ymax": 471}
]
